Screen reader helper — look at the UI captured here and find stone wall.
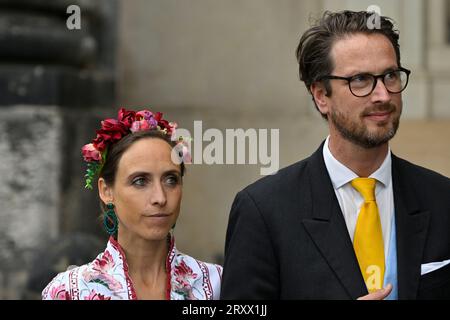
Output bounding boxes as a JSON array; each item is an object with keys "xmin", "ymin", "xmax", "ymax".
[
  {"xmin": 0, "ymin": 106, "xmax": 61, "ymax": 298},
  {"xmin": 117, "ymin": 0, "xmax": 450, "ymax": 264},
  {"xmin": 0, "ymin": 0, "xmax": 117, "ymax": 298},
  {"xmin": 0, "ymin": 0, "xmax": 448, "ymax": 299}
]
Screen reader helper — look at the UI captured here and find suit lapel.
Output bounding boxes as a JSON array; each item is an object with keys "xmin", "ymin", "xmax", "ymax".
[
  {"xmin": 301, "ymin": 145, "xmax": 367, "ymax": 299},
  {"xmin": 392, "ymin": 155, "xmax": 430, "ymax": 299}
]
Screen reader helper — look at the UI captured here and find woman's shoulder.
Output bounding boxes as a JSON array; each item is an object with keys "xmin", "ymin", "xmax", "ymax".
[
  {"xmin": 41, "ymin": 264, "xmax": 86, "ymax": 300},
  {"xmin": 174, "ymin": 250, "xmax": 222, "ymax": 277},
  {"xmin": 41, "ymin": 248, "xmax": 119, "ymax": 300},
  {"xmin": 171, "ymin": 249, "xmax": 222, "ymax": 300}
]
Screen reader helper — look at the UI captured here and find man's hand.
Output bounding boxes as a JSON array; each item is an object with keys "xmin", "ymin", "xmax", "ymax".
[{"xmin": 357, "ymin": 283, "xmax": 393, "ymax": 300}]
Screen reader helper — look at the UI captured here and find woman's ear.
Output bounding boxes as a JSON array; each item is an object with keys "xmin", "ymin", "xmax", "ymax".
[
  {"xmin": 98, "ymin": 177, "xmax": 113, "ymax": 204},
  {"xmin": 310, "ymin": 82, "xmax": 330, "ymax": 116}
]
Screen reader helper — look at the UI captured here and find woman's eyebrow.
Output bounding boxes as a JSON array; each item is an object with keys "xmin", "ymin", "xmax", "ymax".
[
  {"xmin": 127, "ymin": 171, "xmax": 152, "ymax": 180},
  {"xmin": 162, "ymin": 169, "xmax": 182, "ymax": 176},
  {"xmin": 127, "ymin": 169, "xmax": 181, "ymax": 179}
]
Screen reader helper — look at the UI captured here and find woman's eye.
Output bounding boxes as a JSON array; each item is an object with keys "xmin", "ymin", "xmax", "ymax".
[
  {"xmin": 165, "ymin": 175, "xmax": 180, "ymax": 186},
  {"xmin": 132, "ymin": 177, "xmax": 147, "ymax": 186}
]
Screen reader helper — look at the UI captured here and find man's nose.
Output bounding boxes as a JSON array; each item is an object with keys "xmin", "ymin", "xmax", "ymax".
[{"xmin": 371, "ymin": 78, "xmax": 392, "ymax": 104}]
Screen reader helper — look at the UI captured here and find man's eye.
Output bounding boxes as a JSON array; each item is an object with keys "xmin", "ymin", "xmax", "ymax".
[
  {"xmin": 352, "ymin": 74, "xmax": 371, "ymax": 83},
  {"xmin": 385, "ymin": 72, "xmax": 399, "ymax": 81}
]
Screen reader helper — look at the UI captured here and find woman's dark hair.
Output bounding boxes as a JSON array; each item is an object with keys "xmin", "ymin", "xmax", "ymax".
[
  {"xmin": 99, "ymin": 130, "xmax": 185, "ymax": 210},
  {"xmin": 296, "ymin": 10, "xmax": 401, "ymax": 119}
]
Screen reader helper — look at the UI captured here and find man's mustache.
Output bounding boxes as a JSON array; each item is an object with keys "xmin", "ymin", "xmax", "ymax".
[{"xmin": 361, "ymin": 104, "xmax": 396, "ymax": 117}]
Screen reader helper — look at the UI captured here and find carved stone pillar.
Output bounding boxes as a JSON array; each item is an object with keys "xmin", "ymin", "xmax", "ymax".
[{"xmin": 0, "ymin": 0, "xmax": 117, "ymax": 298}]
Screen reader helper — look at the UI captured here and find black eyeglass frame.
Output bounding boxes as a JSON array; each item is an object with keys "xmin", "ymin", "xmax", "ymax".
[{"xmin": 319, "ymin": 67, "xmax": 411, "ymax": 97}]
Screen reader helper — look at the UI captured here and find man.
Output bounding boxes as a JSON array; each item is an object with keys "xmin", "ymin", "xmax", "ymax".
[{"xmin": 220, "ymin": 10, "xmax": 450, "ymax": 299}]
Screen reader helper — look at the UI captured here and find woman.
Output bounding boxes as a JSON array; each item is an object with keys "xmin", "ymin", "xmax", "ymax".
[{"xmin": 42, "ymin": 108, "xmax": 222, "ymax": 300}]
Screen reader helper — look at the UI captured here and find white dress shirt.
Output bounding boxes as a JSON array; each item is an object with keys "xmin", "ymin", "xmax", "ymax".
[{"xmin": 322, "ymin": 136, "xmax": 394, "ymax": 257}]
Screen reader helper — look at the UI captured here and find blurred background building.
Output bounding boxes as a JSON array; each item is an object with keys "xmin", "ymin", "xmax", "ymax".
[{"xmin": 0, "ymin": 0, "xmax": 449, "ymax": 299}]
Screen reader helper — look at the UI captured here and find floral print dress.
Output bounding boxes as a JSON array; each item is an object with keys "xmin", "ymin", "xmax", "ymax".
[{"xmin": 42, "ymin": 236, "xmax": 222, "ymax": 300}]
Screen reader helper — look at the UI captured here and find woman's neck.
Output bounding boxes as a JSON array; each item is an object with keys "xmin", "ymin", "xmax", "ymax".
[{"xmin": 117, "ymin": 232, "xmax": 170, "ymax": 298}]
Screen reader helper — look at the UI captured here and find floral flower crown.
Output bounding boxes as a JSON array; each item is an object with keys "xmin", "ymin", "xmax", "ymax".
[{"xmin": 81, "ymin": 108, "xmax": 189, "ymax": 190}]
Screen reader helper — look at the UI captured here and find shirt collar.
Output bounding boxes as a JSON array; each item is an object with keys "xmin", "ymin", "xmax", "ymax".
[
  {"xmin": 323, "ymin": 136, "xmax": 391, "ymax": 189},
  {"xmin": 108, "ymin": 233, "xmax": 176, "ymax": 300}
]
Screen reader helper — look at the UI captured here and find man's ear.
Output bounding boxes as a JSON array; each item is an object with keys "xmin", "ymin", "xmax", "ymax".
[
  {"xmin": 98, "ymin": 177, "xmax": 113, "ymax": 204},
  {"xmin": 310, "ymin": 82, "xmax": 330, "ymax": 116}
]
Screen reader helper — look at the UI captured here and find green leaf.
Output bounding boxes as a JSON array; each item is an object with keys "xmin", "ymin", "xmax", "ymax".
[{"xmin": 89, "ymin": 278, "xmax": 110, "ymax": 289}]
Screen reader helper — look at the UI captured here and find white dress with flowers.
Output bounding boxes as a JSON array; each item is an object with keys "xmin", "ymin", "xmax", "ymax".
[{"xmin": 42, "ymin": 236, "xmax": 222, "ymax": 300}]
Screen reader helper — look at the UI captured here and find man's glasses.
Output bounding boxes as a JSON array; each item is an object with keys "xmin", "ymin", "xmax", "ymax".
[{"xmin": 319, "ymin": 67, "xmax": 411, "ymax": 97}]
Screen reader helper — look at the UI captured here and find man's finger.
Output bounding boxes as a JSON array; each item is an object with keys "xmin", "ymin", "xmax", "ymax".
[{"xmin": 357, "ymin": 283, "xmax": 393, "ymax": 300}]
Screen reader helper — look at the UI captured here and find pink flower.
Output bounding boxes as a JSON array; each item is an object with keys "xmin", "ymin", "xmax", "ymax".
[
  {"xmin": 172, "ymin": 260, "xmax": 199, "ymax": 300},
  {"xmin": 137, "ymin": 110, "xmax": 158, "ymax": 128},
  {"xmin": 130, "ymin": 119, "xmax": 153, "ymax": 133},
  {"xmin": 82, "ymin": 270, "xmax": 123, "ymax": 292},
  {"xmin": 83, "ymin": 251, "xmax": 123, "ymax": 292},
  {"xmin": 136, "ymin": 110, "xmax": 153, "ymax": 120},
  {"xmin": 181, "ymin": 145, "xmax": 192, "ymax": 164},
  {"xmin": 81, "ymin": 143, "xmax": 102, "ymax": 162},
  {"xmin": 84, "ymin": 290, "xmax": 111, "ymax": 300},
  {"xmin": 174, "ymin": 260, "xmax": 197, "ymax": 287},
  {"xmin": 93, "ymin": 250, "xmax": 115, "ymax": 273},
  {"xmin": 49, "ymin": 284, "xmax": 71, "ymax": 300}
]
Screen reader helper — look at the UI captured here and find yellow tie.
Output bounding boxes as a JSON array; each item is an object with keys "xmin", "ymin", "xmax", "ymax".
[{"xmin": 351, "ymin": 178, "xmax": 385, "ymax": 292}]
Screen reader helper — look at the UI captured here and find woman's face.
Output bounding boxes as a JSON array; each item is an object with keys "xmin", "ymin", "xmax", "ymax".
[{"xmin": 100, "ymin": 138, "xmax": 182, "ymax": 242}]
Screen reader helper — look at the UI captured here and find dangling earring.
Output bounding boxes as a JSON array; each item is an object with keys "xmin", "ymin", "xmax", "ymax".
[{"xmin": 103, "ymin": 203, "xmax": 118, "ymax": 237}]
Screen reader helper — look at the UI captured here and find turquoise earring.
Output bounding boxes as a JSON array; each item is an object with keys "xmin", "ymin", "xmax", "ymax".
[{"xmin": 104, "ymin": 203, "xmax": 118, "ymax": 236}]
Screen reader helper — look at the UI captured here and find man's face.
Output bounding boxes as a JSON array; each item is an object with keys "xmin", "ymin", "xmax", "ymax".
[{"xmin": 324, "ymin": 33, "xmax": 403, "ymax": 148}]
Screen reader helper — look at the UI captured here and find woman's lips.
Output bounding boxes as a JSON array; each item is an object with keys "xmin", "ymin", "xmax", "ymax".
[
  {"xmin": 142, "ymin": 213, "xmax": 172, "ymax": 225},
  {"xmin": 143, "ymin": 213, "xmax": 171, "ymax": 218}
]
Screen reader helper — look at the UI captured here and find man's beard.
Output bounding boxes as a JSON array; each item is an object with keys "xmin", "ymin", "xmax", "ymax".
[{"xmin": 330, "ymin": 104, "xmax": 401, "ymax": 149}]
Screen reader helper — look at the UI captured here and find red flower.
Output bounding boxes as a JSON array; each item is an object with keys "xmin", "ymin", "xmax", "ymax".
[
  {"xmin": 92, "ymin": 120, "xmax": 128, "ymax": 151},
  {"xmin": 92, "ymin": 133, "xmax": 108, "ymax": 151},
  {"xmin": 153, "ymin": 112, "xmax": 174, "ymax": 134},
  {"xmin": 158, "ymin": 119, "xmax": 170, "ymax": 130},
  {"xmin": 154, "ymin": 112, "xmax": 163, "ymax": 121},
  {"xmin": 117, "ymin": 108, "xmax": 136, "ymax": 128},
  {"xmin": 101, "ymin": 118, "xmax": 128, "ymax": 134},
  {"xmin": 81, "ymin": 143, "xmax": 102, "ymax": 162}
]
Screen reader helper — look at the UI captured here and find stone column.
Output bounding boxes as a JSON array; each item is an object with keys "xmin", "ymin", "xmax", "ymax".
[{"xmin": 0, "ymin": 0, "xmax": 117, "ymax": 299}]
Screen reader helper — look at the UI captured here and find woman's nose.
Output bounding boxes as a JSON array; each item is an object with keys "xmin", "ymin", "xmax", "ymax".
[{"xmin": 150, "ymin": 182, "xmax": 167, "ymax": 207}]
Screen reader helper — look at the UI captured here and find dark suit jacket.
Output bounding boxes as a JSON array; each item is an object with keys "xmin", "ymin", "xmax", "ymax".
[{"xmin": 221, "ymin": 143, "xmax": 450, "ymax": 299}]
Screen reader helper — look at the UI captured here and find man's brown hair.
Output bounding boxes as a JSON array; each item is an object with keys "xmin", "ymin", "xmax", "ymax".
[{"xmin": 296, "ymin": 10, "xmax": 401, "ymax": 119}]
